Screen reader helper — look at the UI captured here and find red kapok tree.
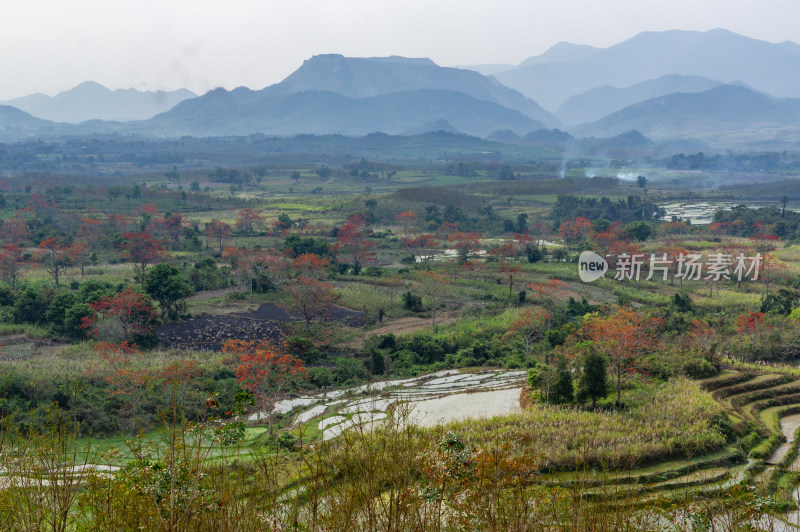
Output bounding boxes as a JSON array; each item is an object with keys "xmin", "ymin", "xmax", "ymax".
[
  {"xmin": 579, "ymin": 307, "xmax": 663, "ymax": 406},
  {"xmin": 222, "ymin": 339, "xmax": 307, "ymax": 433}
]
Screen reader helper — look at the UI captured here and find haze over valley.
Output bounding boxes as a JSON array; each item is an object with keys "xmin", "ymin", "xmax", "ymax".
[{"xmin": 4, "ymin": 28, "xmax": 800, "ymax": 149}]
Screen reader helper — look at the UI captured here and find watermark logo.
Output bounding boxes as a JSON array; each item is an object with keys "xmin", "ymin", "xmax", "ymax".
[
  {"xmin": 577, "ymin": 251, "xmax": 762, "ymax": 283},
  {"xmin": 578, "ymin": 251, "xmax": 609, "ymax": 283}
]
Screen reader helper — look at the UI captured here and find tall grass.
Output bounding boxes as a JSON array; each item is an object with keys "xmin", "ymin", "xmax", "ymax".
[{"xmin": 0, "ymin": 377, "xmax": 768, "ymax": 530}]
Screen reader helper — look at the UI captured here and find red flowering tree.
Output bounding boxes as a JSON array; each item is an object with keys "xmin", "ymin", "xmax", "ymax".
[
  {"xmin": 735, "ymin": 311, "xmax": 769, "ymax": 335},
  {"xmin": 500, "ymin": 261, "xmax": 522, "ymax": 295},
  {"xmin": 118, "ymin": 231, "xmax": 167, "ymax": 283},
  {"xmin": 0, "ymin": 217, "xmax": 30, "ymax": 244},
  {"xmin": 234, "ymin": 208, "xmax": 265, "ymax": 235},
  {"xmin": 293, "ymin": 253, "xmax": 329, "ymax": 279},
  {"xmin": 282, "ymin": 275, "xmax": 340, "ymax": 331},
  {"xmin": 222, "ymin": 339, "xmax": 307, "ymax": 433},
  {"xmin": 68, "ymin": 241, "xmax": 90, "ymax": 277},
  {"xmin": 448, "ymin": 231, "xmax": 481, "ymax": 264},
  {"xmin": 335, "ymin": 214, "xmax": 375, "ymax": 273},
  {"xmin": 157, "ymin": 212, "xmax": 185, "ymax": 245},
  {"xmin": 404, "ymin": 233, "xmax": 439, "ymax": 264},
  {"xmin": 559, "ymin": 217, "xmax": 594, "ymax": 246},
  {"xmin": 395, "ymin": 211, "xmax": 417, "ymax": 236},
  {"xmin": 205, "ymin": 219, "xmax": 232, "ymax": 252},
  {"xmin": 689, "ymin": 318, "xmax": 717, "ymax": 353},
  {"xmin": 81, "ymin": 287, "xmax": 159, "ymax": 342},
  {"xmin": 527, "ymin": 278, "xmax": 567, "ymax": 311},
  {"xmin": 159, "ymin": 359, "xmax": 202, "ymax": 413},
  {"xmin": 84, "ymin": 341, "xmax": 154, "ymax": 432},
  {"xmin": 579, "ymin": 307, "xmax": 663, "ymax": 406}
]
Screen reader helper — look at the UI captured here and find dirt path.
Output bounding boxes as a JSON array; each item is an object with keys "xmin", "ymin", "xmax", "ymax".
[
  {"xmin": 352, "ymin": 311, "xmax": 461, "ymax": 347},
  {"xmin": 188, "ymin": 288, "xmax": 231, "ymax": 301}
]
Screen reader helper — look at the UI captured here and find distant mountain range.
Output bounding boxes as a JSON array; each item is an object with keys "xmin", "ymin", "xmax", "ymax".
[
  {"xmin": 140, "ymin": 88, "xmax": 544, "ymax": 137},
  {"xmin": 573, "ymin": 84, "xmax": 800, "ymax": 140},
  {"xmin": 556, "ymin": 75, "xmax": 724, "ymax": 126},
  {"xmin": 490, "ymin": 28, "xmax": 800, "ymax": 111},
  {"xmin": 269, "ymin": 54, "xmax": 557, "ymax": 127},
  {"xmin": 0, "ymin": 82, "xmax": 195, "ymax": 123},
  {"xmin": 5, "ymin": 29, "xmax": 800, "ymax": 148},
  {"xmin": 138, "ymin": 54, "xmax": 558, "ymax": 137}
]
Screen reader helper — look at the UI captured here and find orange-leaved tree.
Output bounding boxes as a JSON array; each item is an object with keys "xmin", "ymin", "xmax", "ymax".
[
  {"xmin": 579, "ymin": 307, "xmax": 663, "ymax": 406},
  {"xmin": 282, "ymin": 275, "xmax": 339, "ymax": 331},
  {"xmin": 293, "ymin": 253, "xmax": 329, "ymax": 279},
  {"xmin": 222, "ymin": 339, "xmax": 307, "ymax": 433},
  {"xmin": 527, "ymin": 278, "xmax": 567, "ymax": 311}
]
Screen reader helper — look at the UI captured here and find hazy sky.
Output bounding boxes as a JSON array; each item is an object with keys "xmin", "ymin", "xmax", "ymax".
[{"xmin": 3, "ymin": 0, "xmax": 800, "ymax": 100}]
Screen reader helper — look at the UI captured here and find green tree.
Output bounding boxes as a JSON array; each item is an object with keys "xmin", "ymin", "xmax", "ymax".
[
  {"xmin": 46, "ymin": 292, "xmax": 79, "ymax": 333},
  {"xmin": 578, "ymin": 350, "xmax": 607, "ymax": 409},
  {"xmin": 624, "ymin": 221, "xmax": 652, "ymax": 242},
  {"xmin": 516, "ymin": 213, "xmax": 529, "ymax": 234},
  {"xmin": 527, "ymin": 363, "xmax": 558, "ymax": 404},
  {"xmin": 554, "ymin": 360, "xmax": 574, "ymax": 404},
  {"xmin": 64, "ymin": 303, "xmax": 96, "ymax": 338},
  {"xmin": 636, "ymin": 175, "xmax": 648, "ymax": 188},
  {"xmin": 144, "ymin": 263, "xmax": 193, "ymax": 321}
]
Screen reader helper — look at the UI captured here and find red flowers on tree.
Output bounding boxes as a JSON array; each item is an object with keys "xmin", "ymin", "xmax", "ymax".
[
  {"xmin": 85, "ymin": 341, "xmax": 153, "ymax": 432},
  {"xmin": 558, "ymin": 217, "xmax": 594, "ymax": 246},
  {"xmin": 395, "ymin": 211, "xmax": 417, "ymax": 236},
  {"xmin": 404, "ymin": 233, "xmax": 439, "ymax": 264},
  {"xmin": 293, "ymin": 253, "xmax": 329, "ymax": 278},
  {"xmin": 223, "ymin": 339, "xmax": 307, "ymax": 433},
  {"xmin": 282, "ymin": 275, "xmax": 340, "ymax": 331},
  {"xmin": 335, "ymin": 214, "xmax": 375, "ymax": 272},
  {"xmin": 118, "ymin": 231, "xmax": 167, "ymax": 283},
  {"xmin": 579, "ymin": 307, "xmax": 663, "ymax": 406},
  {"xmin": 735, "ymin": 311, "xmax": 768, "ymax": 335},
  {"xmin": 447, "ymin": 231, "xmax": 481, "ymax": 264},
  {"xmin": 234, "ymin": 208, "xmax": 265, "ymax": 236},
  {"xmin": 81, "ymin": 287, "xmax": 159, "ymax": 342},
  {"xmin": 205, "ymin": 219, "xmax": 231, "ymax": 252}
]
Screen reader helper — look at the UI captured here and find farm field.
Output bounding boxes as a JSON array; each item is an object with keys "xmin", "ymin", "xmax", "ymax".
[{"xmin": 1, "ymin": 136, "xmax": 800, "ymax": 528}]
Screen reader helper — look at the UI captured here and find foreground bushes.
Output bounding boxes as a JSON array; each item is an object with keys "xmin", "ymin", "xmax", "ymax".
[{"xmin": 0, "ymin": 378, "xmax": 750, "ymax": 531}]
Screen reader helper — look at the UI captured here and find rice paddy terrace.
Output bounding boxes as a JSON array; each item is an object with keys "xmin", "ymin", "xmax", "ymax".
[
  {"xmin": 275, "ymin": 366, "xmax": 800, "ymax": 528},
  {"xmin": 540, "ymin": 366, "xmax": 800, "ymax": 528}
]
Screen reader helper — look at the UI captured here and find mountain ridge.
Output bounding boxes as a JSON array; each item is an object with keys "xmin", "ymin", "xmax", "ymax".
[
  {"xmin": 495, "ymin": 28, "xmax": 800, "ymax": 111},
  {"xmin": 1, "ymin": 82, "xmax": 196, "ymax": 123}
]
